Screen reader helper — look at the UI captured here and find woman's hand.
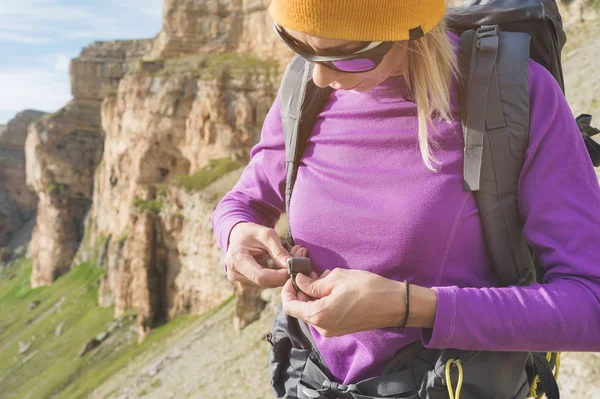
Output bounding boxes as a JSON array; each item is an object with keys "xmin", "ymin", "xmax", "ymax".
[
  {"xmin": 281, "ymin": 268, "xmax": 438, "ymax": 337},
  {"xmin": 281, "ymin": 268, "xmax": 406, "ymax": 336},
  {"xmin": 225, "ymin": 222, "xmax": 296, "ymax": 288}
]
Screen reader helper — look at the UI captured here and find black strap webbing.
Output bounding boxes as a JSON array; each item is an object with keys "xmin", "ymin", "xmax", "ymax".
[
  {"xmin": 463, "ymin": 26, "xmax": 500, "ymax": 191},
  {"xmin": 279, "ymin": 56, "xmax": 332, "ymax": 249}
]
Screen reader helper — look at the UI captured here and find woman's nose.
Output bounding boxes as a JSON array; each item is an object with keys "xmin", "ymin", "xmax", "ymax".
[{"xmin": 312, "ymin": 63, "xmax": 343, "ymax": 88}]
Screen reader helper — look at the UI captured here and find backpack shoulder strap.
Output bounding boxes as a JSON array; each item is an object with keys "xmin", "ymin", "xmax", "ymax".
[
  {"xmin": 460, "ymin": 26, "xmax": 537, "ymax": 286},
  {"xmin": 279, "ymin": 55, "xmax": 312, "ymax": 165},
  {"xmin": 278, "ymin": 55, "xmax": 333, "ymax": 249}
]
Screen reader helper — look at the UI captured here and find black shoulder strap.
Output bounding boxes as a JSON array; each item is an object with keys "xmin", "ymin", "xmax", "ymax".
[
  {"xmin": 578, "ymin": 114, "xmax": 600, "ymax": 167},
  {"xmin": 460, "ymin": 26, "xmax": 536, "ymax": 287},
  {"xmin": 278, "ymin": 55, "xmax": 333, "ymax": 249}
]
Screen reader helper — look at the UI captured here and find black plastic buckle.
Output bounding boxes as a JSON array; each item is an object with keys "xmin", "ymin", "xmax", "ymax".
[
  {"xmin": 477, "ymin": 25, "xmax": 500, "ymax": 39},
  {"xmin": 476, "ymin": 25, "xmax": 500, "ymax": 49},
  {"xmin": 287, "ymin": 257, "xmax": 312, "ymax": 293},
  {"xmin": 321, "ymin": 380, "xmax": 358, "ymax": 394}
]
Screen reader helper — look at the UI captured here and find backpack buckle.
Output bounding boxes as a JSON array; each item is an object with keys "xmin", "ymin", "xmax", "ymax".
[
  {"xmin": 476, "ymin": 25, "xmax": 500, "ymax": 49},
  {"xmin": 321, "ymin": 381, "xmax": 358, "ymax": 394},
  {"xmin": 477, "ymin": 25, "xmax": 500, "ymax": 39},
  {"xmin": 288, "ymin": 257, "xmax": 312, "ymax": 293}
]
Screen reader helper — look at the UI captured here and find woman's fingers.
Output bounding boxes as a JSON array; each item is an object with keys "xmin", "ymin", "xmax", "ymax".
[
  {"xmin": 228, "ymin": 269, "xmax": 257, "ymax": 286},
  {"xmin": 295, "ymin": 273, "xmax": 333, "ymax": 299},
  {"xmin": 281, "ymin": 279, "xmax": 309, "ymax": 319},
  {"xmin": 297, "ymin": 290, "xmax": 313, "ymax": 302},
  {"xmin": 263, "ymin": 230, "xmax": 292, "ymax": 269},
  {"xmin": 297, "ymin": 247, "xmax": 308, "ymax": 257},
  {"xmin": 319, "ymin": 269, "xmax": 332, "ymax": 279},
  {"xmin": 290, "ymin": 245, "xmax": 309, "ymax": 258},
  {"xmin": 290, "ymin": 245, "xmax": 301, "ymax": 256},
  {"xmin": 230, "ymin": 252, "xmax": 289, "ymax": 287}
]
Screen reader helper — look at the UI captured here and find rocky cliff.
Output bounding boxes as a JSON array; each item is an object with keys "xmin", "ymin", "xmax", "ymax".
[
  {"xmin": 23, "ymin": 0, "xmax": 290, "ymax": 337},
  {"xmin": 25, "ymin": 40, "xmax": 152, "ymax": 288},
  {"xmin": 0, "ymin": 110, "xmax": 45, "ymax": 249},
  {"xmin": 150, "ymin": 0, "xmax": 289, "ymax": 65},
  {"xmin": 76, "ymin": 46, "xmax": 281, "ymax": 339},
  {"xmin": 0, "ymin": 110, "xmax": 46, "ymax": 147}
]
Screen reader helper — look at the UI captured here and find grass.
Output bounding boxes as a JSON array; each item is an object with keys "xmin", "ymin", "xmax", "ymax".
[
  {"xmin": 47, "ymin": 183, "xmax": 69, "ymax": 195},
  {"xmin": 133, "ymin": 197, "xmax": 164, "ymax": 213},
  {"xmin": 143, "ymin": 52, "xmax": 279, "ymax": 80},
  {"xmin": 173, "ymin": 158, "xmax": 243, "ymax": 192},
  {"xmin": 106, "ymin": 88, "xmax": 119, "ymax": 98},
  {"xmin": 0, "ymin": 258, "xmax": 205, "ymax": 399},
  {"xmin": 155, "ymin": 184, "xmax": 168, "ymax": 197},
  {"xmin": 588, "ymin": 0, "xmax": 600, "ymax": 11},
  {"xmin": 150, "ymin": 379, "xmax": 162, "ymax": 388}
]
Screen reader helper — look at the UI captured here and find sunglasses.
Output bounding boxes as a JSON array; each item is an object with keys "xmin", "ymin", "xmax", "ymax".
[{"xmin": 273, "ymin": 23, "xmax": 394, "ymax": 74}]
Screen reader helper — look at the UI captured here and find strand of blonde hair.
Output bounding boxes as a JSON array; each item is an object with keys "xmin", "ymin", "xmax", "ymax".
[{"xmin": 406, "ymin": 19, "xmax": 459, "ymax": 171}]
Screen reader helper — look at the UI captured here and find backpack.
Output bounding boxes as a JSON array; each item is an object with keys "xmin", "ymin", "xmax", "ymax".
[{"xmin": 268, "ymin": 1, "xmax": 599, "ymax": 398}]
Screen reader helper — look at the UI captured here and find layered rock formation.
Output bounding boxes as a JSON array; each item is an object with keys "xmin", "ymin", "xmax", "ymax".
[
  {"xmin": 26, "ymin": 40, "xmax": 151, "ymax": 287},
  {"xmin": 62, "ymin": 0, "xmax": 290, "ymax": 336},
  {"xmin": 0, "ymin": 110, "xmax": 46, "ymax": 147},
  {"xmin": 151, "ymin": 0, "xmax": 289, "ymax": 65},
  {"xmin": 0, "ymin": 110, "xmax": 45, "ymax": 248},
  {"xmin": 76, "ymin": 50, "xmax": 280, "ymax": 336}
]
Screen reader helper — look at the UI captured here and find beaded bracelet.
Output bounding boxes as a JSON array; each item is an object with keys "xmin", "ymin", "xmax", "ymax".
[{"xmin": 398, "ymin": 280, "xmax": 410, "ymax": 332}]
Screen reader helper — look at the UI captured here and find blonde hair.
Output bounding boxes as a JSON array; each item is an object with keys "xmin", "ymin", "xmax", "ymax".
[{"xmin": 405, "ymin": 18, "xmax": 458, "ymax": 171}]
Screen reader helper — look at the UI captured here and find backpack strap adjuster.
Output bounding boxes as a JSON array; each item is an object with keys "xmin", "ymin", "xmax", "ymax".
[
  {"xmin": 477, "ymin": 25, "xmax": 500, "ymax": 39},
  {"xmin": 476, "ymin": 25, "xmax": 500, "ymax": 49}
]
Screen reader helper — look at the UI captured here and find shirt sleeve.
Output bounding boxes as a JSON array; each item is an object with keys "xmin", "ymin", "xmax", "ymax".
[
  {"xmin": 211, "ymin": 97, "xmax": 287, "ymax": 255},
  {"xmin": 421, "ymin": 60, "xmax": 600, "ymax": 351}
]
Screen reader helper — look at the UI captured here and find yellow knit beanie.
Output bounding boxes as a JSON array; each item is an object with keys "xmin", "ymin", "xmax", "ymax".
[{"xmin": 268, "ymin": 0, "xmax": 446, "ymax": 42}]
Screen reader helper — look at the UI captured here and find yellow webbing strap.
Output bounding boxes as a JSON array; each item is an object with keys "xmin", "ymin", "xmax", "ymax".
[
  {"xmin": 528, "ymin": 352, "xmax": 561, "ymax": 399},
  {"xmin": 445, "ymin": 359, "xmax": 463, "ymax": 399}
]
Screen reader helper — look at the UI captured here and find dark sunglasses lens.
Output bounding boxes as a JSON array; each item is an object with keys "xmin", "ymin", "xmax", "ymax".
[{"xmin": 331, "ymin": 58, "xmax": 377, "ymax": 73}]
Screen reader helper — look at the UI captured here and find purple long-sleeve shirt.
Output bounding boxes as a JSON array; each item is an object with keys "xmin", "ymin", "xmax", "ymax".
[{"xmin": 211, "ymin": 34, "xmax": 600, "ymax": 384}]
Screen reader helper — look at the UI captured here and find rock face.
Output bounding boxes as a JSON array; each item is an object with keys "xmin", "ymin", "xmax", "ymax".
[
  {"xmin": 108, "ymin": 180, "xmax": 241, "ymax": 341},
  {"xmin": 0, "ymin": 110, "xmax": 45, "ymax": 247},
  {"xmin": 26, "ymin": 40, "xmax": 151, "ymax": 287},
  {"xmin": 150, "ymin": 0, "xmax": 290, "ymax": 64},
  {"xmin": 22, "ymin": 0, "xmax": 287, "ymax": 337},
  {"xmin": 0, "ymin": 110, "xmax": 46, "ymax": 147},
  {"xmin": 65, "ymin": 0, "xmax": 286, "ymax": 338}
]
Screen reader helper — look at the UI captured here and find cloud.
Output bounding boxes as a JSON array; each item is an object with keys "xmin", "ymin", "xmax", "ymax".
[
  {"xmin": 0, "ymin": 67, "xmax": 71, "ymax": 123},
  {"xmin": 0, "ymin": 0, "xmax": 162, "ymax": 44},
  {"xmin": 0, "ymin": 32, "xmax": 53, "ymax": 45},
  {"xmin": 118, "ymin": 0, "xmax": 163, "ymax": 19},
  {"xmin": 0, "ymin": 0, "xmax": 163, "ymax": 122},
  {"xmin": 54, "ymin": 55, "xmax": 71, "ymax": 73}
]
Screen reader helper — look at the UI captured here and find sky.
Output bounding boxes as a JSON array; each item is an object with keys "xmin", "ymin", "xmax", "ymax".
[{"xmin": 0, "ymin": 0, "xmax": 163, "ymax": 124}]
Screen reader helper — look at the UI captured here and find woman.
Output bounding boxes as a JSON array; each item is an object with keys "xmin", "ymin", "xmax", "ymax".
[{"xmin": 211, "ymin": 0, "xmax": 600, "ymax": 396}]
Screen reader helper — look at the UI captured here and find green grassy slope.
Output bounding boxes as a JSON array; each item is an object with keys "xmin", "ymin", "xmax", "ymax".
[{"xmin": 0, "ymin": 258, "xmax": 202, "ymax": 399}]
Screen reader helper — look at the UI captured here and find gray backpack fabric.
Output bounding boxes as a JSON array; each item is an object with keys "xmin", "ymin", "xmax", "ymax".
[{"xmin": 266, "ymin": 0, "xmax": 600, "ymax": 398}]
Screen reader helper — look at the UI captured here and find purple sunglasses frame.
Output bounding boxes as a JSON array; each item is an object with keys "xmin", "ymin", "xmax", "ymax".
[{"xmin": 273, "ymin": 23, "xmax": 394, "ymax": 74}]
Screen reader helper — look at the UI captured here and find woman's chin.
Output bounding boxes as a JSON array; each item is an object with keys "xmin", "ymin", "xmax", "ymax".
[{"xmin": 351, "ymin": 84, "xmax": 373, "ymax": 93}]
